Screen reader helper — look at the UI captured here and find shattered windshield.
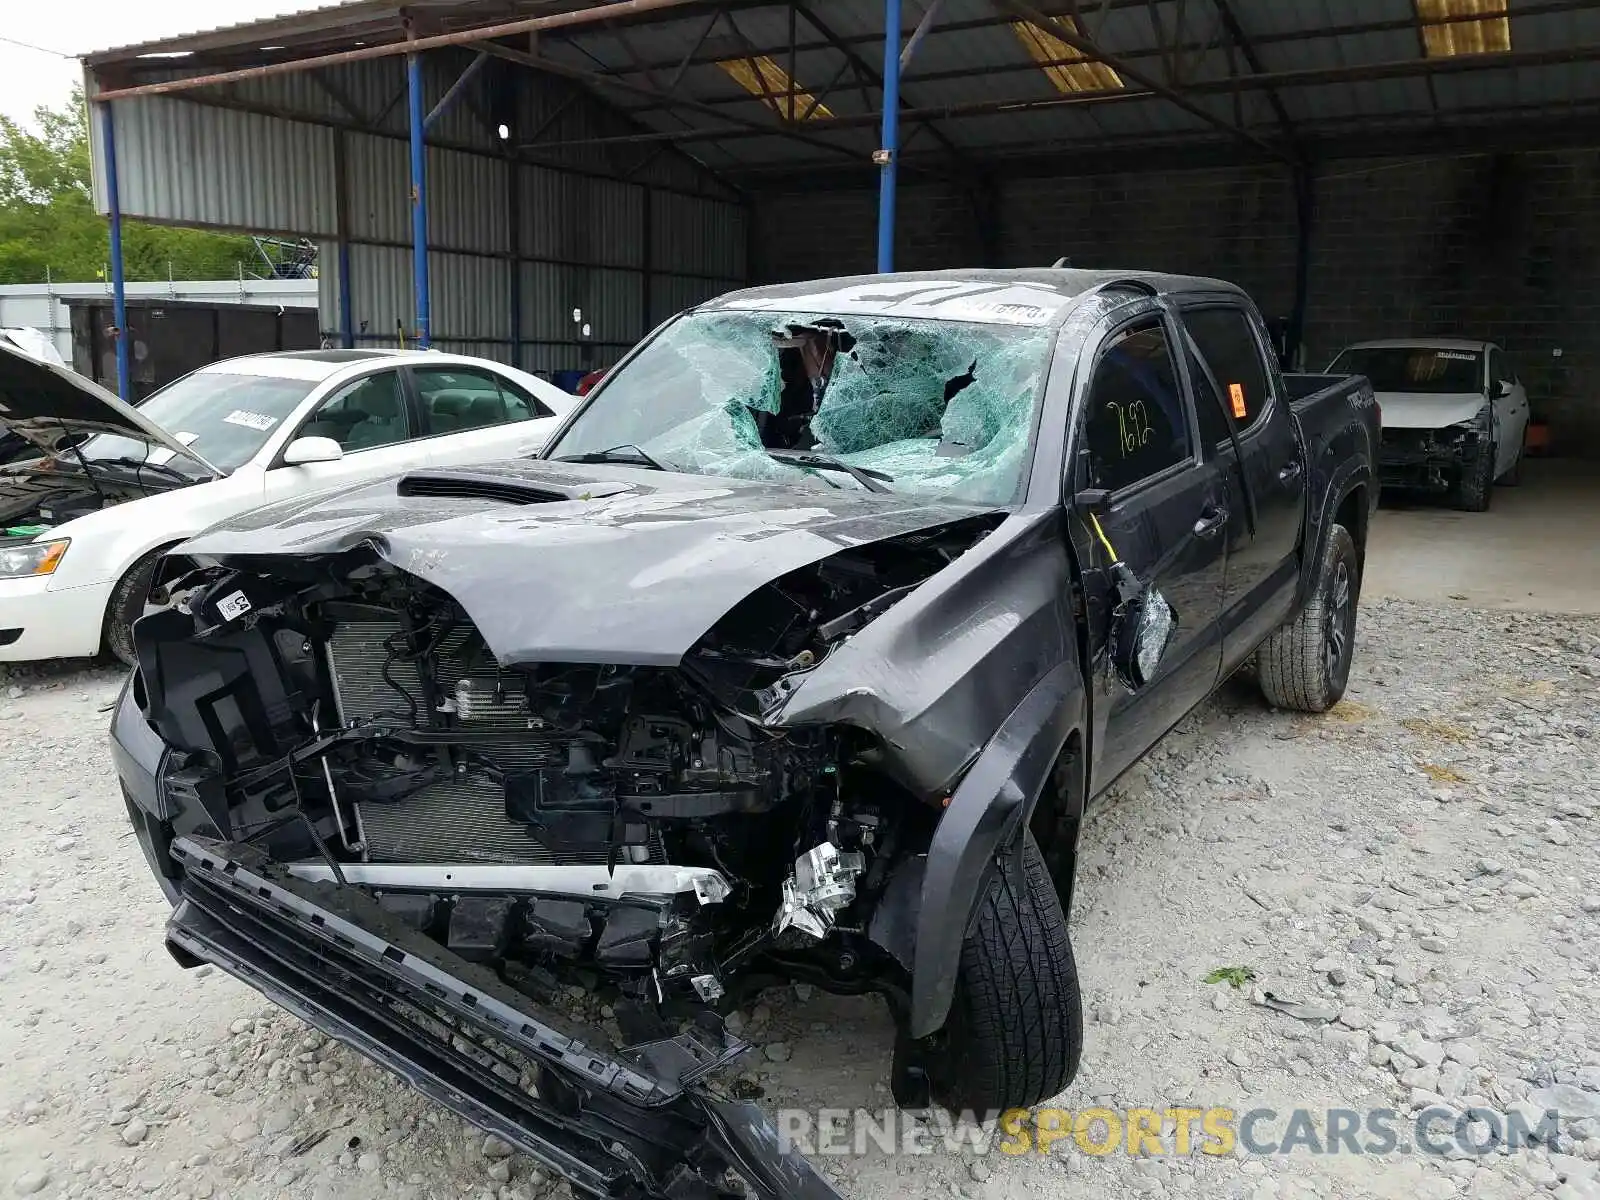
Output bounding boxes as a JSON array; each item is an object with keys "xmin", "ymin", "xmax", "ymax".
[{"xmin": 546, "ymin": 310, "xmax": 1055, "ymax": 505}]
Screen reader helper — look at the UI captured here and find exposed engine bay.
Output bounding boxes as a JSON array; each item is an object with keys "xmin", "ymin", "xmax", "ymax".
[{"xmin": 134, "ymin": 515, "xmax": 998, "ymax": 1037}]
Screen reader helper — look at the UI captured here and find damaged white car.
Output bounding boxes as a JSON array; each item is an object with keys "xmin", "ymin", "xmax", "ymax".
[
  {"xmin": 1327, "ymin": 338, "xmax": 1530, "ymax": 510},
  {"xmin": 0, "ymin": 346, "xmax": 572, "ymax": 663}
]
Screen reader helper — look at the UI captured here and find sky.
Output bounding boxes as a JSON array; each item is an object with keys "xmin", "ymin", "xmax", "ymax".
[{"xmin": 0, "ymin": 1, "xmax": 317, "ymax": 125}]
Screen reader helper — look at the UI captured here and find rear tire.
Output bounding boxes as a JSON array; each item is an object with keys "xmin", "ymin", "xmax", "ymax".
[
  {"xmin": 1454, "ymin": 440, "xmax": 1495, "ymax": 511},
  {"xmin": 1257, "ymin": 523, "xmax": 1360, "ymax": 714},
  {"xmin": 104, "ymin": 549, "xmax": 167, "ymax": 667},
  {"xmin": 929, "ymin": 831, "xmax": 1082, "ymax": 1113}
]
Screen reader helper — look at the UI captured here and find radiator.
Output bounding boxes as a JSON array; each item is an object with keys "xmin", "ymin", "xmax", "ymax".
[{"xmin": 327, "ymin": 619, "xmax": 628, "ymax": 865}]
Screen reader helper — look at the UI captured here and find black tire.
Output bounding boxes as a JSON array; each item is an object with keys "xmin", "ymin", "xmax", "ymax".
[
  {"xmin": 929, "ymin": 831, "xmax": 1082, "ymax": 1113},
  {"xmin": 104, "ymin": 549, "xmax": 167, "ymax": 667},
  {"xmin": 1257, "ymin": 523, "xmax": 1360, "ymax": 713},
  {"xmin": 1454, "ymin": 439, "xmax": 1495, "ymax": 511}
]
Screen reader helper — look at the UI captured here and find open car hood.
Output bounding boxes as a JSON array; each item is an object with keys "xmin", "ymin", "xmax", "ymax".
[
  {"xmin": 177, "ymin": 460, "xmax": 995, "ymax": 666},
  {"xmin": 0, "ymin": 338, "xmax": 221, "ymax": 473},
  {"xmin": 1374, "ymin": 391, "xmax": 1488, "ymax": 431}
]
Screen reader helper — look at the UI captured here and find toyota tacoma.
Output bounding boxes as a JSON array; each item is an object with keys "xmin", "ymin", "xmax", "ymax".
[{"xmin": 109, "ymin": 269, "xmax": 1379, "ymax": 1199}]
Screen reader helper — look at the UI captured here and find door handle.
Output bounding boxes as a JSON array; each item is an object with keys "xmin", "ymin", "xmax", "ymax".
[
  {"xmin": 1194, "ymin": 506, "xmax": 1229, "ymax": 539},
  {"xmin": 1278, "ymin": 461, "xmax": 1303, "ymax": 482}
]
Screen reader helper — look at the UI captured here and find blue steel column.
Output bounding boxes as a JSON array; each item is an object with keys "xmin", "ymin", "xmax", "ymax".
[
  {"xmin": 99, "ymin": 102, "xmax": 131, "ymax": 400},
  {"xmin": 876, "ymin": 0, "xmax": 902, "ymax": 273},
  {"xmin": 407, "ymin": 53, "xmax": 431, "ymax": 348}
]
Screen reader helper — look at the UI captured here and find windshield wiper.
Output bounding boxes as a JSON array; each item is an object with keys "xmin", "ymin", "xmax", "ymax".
[
  {"xmin": 92, "ymin": 455, "xmax": 202, "ymax": 483},
  {"xmin": 766, "ymin": 449, "xmax": 893, "ymax": 494},
  {"xmin": 554, "ymin": 444, "xmax": 667, "ymax": 471}
]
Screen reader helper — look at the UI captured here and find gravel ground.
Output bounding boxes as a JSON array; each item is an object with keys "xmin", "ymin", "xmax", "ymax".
[{"xmin": 2, "ymin": 596, "xmax": 1598, "ymax": 1200}]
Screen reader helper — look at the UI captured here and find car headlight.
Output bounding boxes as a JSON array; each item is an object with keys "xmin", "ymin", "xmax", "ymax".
[{"xmin": 0, "ymin": 538, "xmax": 69, "ymax": 578}]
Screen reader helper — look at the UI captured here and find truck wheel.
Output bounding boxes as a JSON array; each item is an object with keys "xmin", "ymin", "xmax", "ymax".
[
  {"xmin": 929, "ymin": 831, "xmax": 1082, "ymax": 1113},
  {"xmin": 1454, "ymin": 440, "xmax": 1495, "ymax": 511},
  {"xmin": 1256, "ymin": 523, "xmax": 1360, "ymax": 714},
  {"xmin": 104, "ymin": 549, "xmax": 167, "ymax": 667}
]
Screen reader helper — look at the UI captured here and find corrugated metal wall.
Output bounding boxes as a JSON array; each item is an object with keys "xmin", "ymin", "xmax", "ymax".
[{"xmin": 89, "ymin": 51, "xmax": 747, "ymax": 375}]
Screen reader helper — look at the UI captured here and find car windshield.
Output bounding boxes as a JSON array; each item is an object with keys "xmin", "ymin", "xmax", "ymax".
[
  {"xmin": 77, "ymin": 371, "xmax": 318, "ymax": 474},
  {"xmin": 1328, "ymin": 346, "xmax": 1483, "ymax": 395},
  {"xmin": 545, "ymin": 310, "xmax": 1054, "ymax": 505}
]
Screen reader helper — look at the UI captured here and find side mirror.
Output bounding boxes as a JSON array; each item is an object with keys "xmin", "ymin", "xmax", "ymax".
[
  {"xmin": 1496, "ymin": 380, "xmax": 1514, "ymax": 399},
  {"xmin": 282, "ymin": 436, "xmax": 344, "ymax": 466},
  {"xmin": 1109, "ymin": 568, "xmax": 1177, "ymax": 692}
]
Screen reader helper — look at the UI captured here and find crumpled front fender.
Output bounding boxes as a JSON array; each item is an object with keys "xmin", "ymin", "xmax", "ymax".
[{"xmin": 905, "ymin": 657, "xmax": 1086, "ymax": 1038}]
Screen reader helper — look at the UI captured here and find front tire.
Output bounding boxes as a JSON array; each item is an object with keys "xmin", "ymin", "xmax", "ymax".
[
  {"xmin": 1454, "ymin": 439, "xmax": 1495, "ymax": 511},
  {"xmin": 929, "ymin": 831, "xmax": 1082, "ymax": 1113},
  {"xmin": 104, "ymin": 549, "xmax": 167, "ymax": 667},
  {"xmin": 1257, "ymin": 523, "xmax": 1360, "ymax": 713}
]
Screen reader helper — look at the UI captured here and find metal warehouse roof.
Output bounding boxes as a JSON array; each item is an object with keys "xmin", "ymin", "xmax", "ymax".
[{"xmin": 84, "ymin": 0, "xmax": 1600, "ymax": 182}]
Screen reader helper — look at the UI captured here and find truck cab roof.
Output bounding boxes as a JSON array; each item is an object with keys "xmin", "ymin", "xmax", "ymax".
[{"xmin": 702, "ymin": 268, "xmax": 1250, "ymax": 330}]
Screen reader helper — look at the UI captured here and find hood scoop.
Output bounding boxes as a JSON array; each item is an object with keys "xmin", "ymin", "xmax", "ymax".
[{"xmin": 396, "ymin": 470, "xmax": 632, "ymax": 507}]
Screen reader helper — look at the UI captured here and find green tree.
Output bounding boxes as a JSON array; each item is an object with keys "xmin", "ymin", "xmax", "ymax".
[{"xmin": 0, "ymin": 88, "xmax": 259, "ymax": 284}]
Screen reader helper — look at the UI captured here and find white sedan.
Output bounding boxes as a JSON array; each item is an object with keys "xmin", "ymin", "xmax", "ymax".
[
  {"xmin": 1326, "ymin": 338, "xmax": 1531, "ymax": 510},
  {"xmin": 0, "ymin": 346, "xmax": 575, "ymax": 663}
]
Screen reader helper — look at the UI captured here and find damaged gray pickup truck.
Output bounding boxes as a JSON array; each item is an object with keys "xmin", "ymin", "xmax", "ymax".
[{"xmin": 111, "ymin": 269, "xmax": 1379, "ymax": 1200}]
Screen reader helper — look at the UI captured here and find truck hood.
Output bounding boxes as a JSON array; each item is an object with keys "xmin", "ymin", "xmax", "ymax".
[
  {"xmin": 1375, "ymin": 391, "xmax": 1488, "ymax": 431},
  {"xmin": 0, "ymin": 338, "xmax": 221, "ymax": 473},
  {"xmin": 178, "ymin": 459, "xmax": 996, "ymax": 667}
]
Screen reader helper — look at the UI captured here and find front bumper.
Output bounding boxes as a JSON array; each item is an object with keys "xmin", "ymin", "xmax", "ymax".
[
  {"xmin": 110, "ymin": 653, "xmax": 842, "ymax": 1200},
  {"xmin": 161, "ymin": 837, "xmax": 842, "ymax": 1200},
  {"xmin": 0, "ymin": 573, "xmax": 110, "ymax": 660}
]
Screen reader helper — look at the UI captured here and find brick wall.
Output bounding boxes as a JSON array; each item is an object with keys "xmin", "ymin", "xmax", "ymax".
[{"xmin": 751, "ymin": 149, "xmax": 1600, "ymax": 457}]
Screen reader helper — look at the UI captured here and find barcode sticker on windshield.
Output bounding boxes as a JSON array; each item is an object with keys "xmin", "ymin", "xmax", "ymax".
[
  {"xmin": 216, "ymin": 590, "xmax": 252, "ymax": 622},
  {"xmin": 1434, "ymin": 351, "xmax": 1477, "ymax": 362},
  {"xmin": 223, "ymin": 409, "xmax": 277, "ymax": 431}
]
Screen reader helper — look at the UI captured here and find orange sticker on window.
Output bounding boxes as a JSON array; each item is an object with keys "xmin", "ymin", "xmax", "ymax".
[{"xmin": 1228, "ymin": 383, "xmax": 1248, "ymax": 420}]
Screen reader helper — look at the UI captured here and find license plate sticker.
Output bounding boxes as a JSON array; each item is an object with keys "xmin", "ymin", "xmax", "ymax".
[{"xmin": 223, "ymin": 409, "xmax": 278, "ymax": 431}]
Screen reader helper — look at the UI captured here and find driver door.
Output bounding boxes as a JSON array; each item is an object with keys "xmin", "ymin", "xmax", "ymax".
[{"xmin": 1070, "ymin": 314, "xmax": 1229, "ymax": 788}]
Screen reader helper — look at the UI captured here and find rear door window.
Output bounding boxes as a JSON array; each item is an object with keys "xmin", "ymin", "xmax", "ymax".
[
  {"xmin": 1182, "ymin": 307, "xmax": 1272, "ymax": 433},
  {"xmin": 412, "ymin": 366, "xmax": 553, "ymax": 435},
  {"xmin": 1185, "ymin": 344, "xmax": 1235, "ymax": 449}
]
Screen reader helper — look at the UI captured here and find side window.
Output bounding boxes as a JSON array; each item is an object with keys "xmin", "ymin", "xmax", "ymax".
[
  {"xmin": 299, "ymin": 370, "xmax": 408, "ymax": 452},
  {"xmin": 1186, "ymin": 344, "xmax": 1235, "ymax": 448},
  {"xmin": 495, "ymin": 375, "xmax": 554, "ymax": 420},
  {"xmin": 1080, "ymin": 319, "xmax": 1192, "ymax": 493},
  {"xmin": 1488, "ymin": 349, "xmax": 1505, "ymax": 392},
  {"xmin": 1182, "ymin": 307, "xmax": 1272, "ymax": 433},
  {"xmin": 413, "ymin": 367, "xmax": 553, "ymax": 434}
]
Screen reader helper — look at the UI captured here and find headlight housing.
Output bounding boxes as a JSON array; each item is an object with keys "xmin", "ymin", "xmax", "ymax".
[{"xmin": 0, "ymin": 538, "xmax": 69, "ymax": 578}]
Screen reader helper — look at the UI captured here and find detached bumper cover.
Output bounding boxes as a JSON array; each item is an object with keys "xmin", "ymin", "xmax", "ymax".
[{"xmin": 165, "ymin": 836, "xmax": 841, "ymax": 1200}]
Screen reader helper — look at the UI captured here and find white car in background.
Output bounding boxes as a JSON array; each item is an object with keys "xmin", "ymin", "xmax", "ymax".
[
  {"xmin": 1326, "ymin": 338, "xmax": 1530, "ymax": 511},
  {"xmin": 0, "ymin": 346, "xmax": 575, "ymax": 664}
]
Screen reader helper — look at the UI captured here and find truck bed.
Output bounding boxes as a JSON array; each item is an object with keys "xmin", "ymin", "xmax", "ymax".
[{"xmin": 1283, "ymin": 371, "xmax": 1367, "ymax": 408}]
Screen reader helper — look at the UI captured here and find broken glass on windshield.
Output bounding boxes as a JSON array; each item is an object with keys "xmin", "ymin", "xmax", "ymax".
[{"xmin": 549, "ymin": 309, "xmax": 1055, "ymax": 505}]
